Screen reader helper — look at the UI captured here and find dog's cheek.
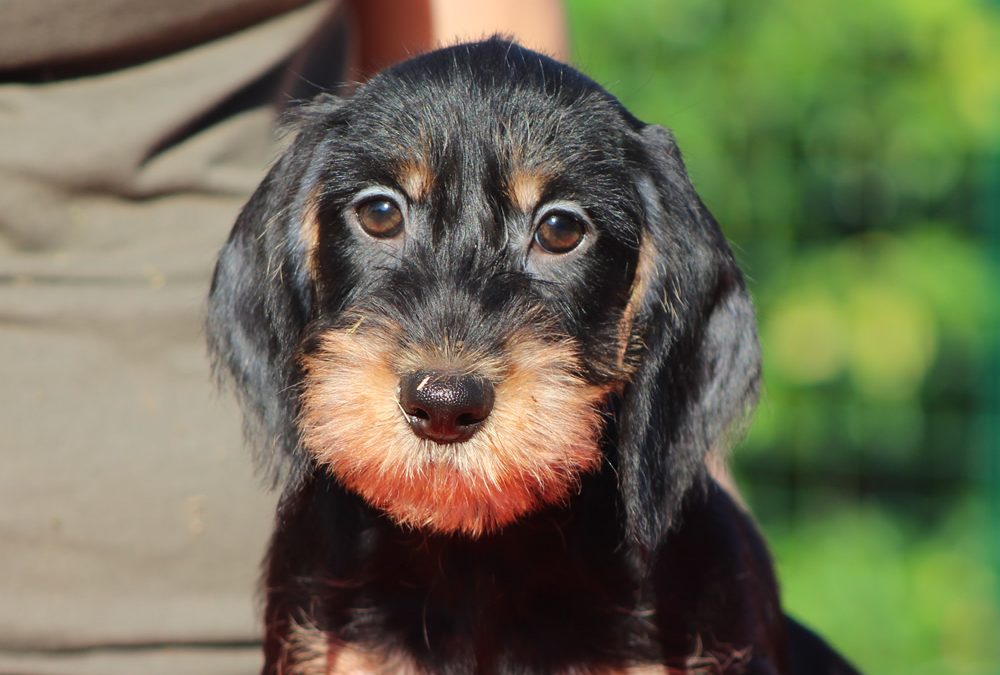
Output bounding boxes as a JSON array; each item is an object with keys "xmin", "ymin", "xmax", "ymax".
[
  {"xmin": 486, "ymin": 335, "xmax": 608, "ymax": 490},
  {"xmin": 298, "ymin": 328, "xmax": 416, "ymax": 477}
]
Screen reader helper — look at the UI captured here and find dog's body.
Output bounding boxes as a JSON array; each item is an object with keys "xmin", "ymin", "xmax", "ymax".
[
  {"xmin": 263, "ymin": 473, "xmax": 789, "ymax": 674},
  {"xmin": 208, "ymin": 39, "xmax": 858, "ymax": 674}
]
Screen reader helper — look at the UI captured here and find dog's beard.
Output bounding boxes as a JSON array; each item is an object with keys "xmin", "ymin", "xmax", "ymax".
[{"xmin": 298, "ymin": 321, "xmax": 607, "ymax": 536}]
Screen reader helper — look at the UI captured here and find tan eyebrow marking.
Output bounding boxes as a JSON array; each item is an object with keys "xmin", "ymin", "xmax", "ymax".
[
  {"xmin": 397, "ymin": 159, "xmax": 435, "ymax": 202},
  {"xmin": 507, "ymin": 168, "xmax": 547, "ymax": 213}
]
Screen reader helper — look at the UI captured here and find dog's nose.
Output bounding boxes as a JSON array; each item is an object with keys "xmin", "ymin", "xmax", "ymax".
[{"xmin": 398, "ymin": 371, "xmax": 495, "ymax": 444}]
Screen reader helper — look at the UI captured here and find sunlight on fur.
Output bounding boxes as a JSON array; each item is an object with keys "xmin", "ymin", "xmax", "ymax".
[
  {"xmin": 283, "ymin": 619, "xmax": 423, "ymax": 675},
  {"xmin": 283, "ymin": 618, "xmax": 674, "ymax": 675},
  {"xmin": 299, "ymin": 322, "xmax": 607, "ymax": 536}
]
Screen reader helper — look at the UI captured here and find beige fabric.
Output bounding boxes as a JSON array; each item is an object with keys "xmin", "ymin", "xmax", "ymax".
[
  {"xmin": 0, "ymin": 646, "xmax": 261, "ymax": 675},
  {"xmin": 0, "ymin": 2, "xmax": 338, "ymax": 672},
  {"xmin": 0, "ymin": 0, "xmax": 312, "ymax": 74}
]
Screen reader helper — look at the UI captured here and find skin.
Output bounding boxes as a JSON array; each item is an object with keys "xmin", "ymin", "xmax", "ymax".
[{"xmin": 348, "ymin": 0, "xmax": 569, "ymax": 80}]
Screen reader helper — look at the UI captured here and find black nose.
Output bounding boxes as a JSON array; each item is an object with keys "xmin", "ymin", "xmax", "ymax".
[{"xmin": 398, "ymin": 371, "xmax": 495, "ymax": 444}]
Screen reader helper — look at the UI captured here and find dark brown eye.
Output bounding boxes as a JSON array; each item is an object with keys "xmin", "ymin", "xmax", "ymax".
[
  {"xmin": 534, "ymin": 211, "xmax": 586, "ymax": 254},
  {"xmin": 356, "ymin": 197, "xmax": 404, "ymax": 238}
]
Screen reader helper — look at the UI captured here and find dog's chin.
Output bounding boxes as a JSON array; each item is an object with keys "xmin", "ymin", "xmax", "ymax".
[{"xmin": 298, "ymin": 326, "xmax": 608, "ymax": 537}]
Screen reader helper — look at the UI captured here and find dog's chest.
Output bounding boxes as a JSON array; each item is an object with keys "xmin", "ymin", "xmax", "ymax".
[
  {"xmin": 285, "ymin": 622, "xmax": 668, "ymax": 675},
  {"xmin": 279, "ymin": 512, "xmax": 664, "ymax": 674}
]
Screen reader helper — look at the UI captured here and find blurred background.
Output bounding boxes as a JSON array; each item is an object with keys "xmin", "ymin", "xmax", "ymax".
[{"xmin": 565, "ymin": 0, "xmax": 1000, "ymax": 672}]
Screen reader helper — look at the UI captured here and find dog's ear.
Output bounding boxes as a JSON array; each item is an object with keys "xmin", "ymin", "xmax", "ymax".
[
  {"xmin": 206, "ymin": 95, "xmax": 342, "ymax": 484},
  {"xmin": 616, "ymin": 124, "xmax": 761, "ymax": 552}
]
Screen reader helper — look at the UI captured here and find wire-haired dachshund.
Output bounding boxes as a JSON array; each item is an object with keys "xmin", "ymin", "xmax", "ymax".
[{"xmin": 207, "ymin": 38, "xmax": 859, "ymax": 675}]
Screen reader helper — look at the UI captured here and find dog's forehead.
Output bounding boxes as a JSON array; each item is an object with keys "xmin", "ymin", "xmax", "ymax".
[{"xmin": 339, "ymin": 48, "xmax": 634, "ymax": 204}]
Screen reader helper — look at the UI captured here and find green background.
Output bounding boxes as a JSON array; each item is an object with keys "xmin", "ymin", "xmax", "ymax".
[{"xmin": 566, "ymin": 0, "xmax": 1000, "ymax": 672}]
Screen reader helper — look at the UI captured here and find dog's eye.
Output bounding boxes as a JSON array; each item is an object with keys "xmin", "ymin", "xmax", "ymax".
[
  {"xmin": 534, "ymin": 211, "xmax": 586, "ymax": 254},
  {"xmin": 356, "ymin": 197, "xmax": 404, "ymax": 238}
]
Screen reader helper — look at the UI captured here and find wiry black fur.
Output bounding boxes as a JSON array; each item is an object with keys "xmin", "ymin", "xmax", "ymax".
[{"xmin": 207, "ymin": 38, "xmax": 859, "ymax": 674}]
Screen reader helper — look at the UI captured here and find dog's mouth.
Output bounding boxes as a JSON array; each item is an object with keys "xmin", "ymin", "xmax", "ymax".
[{"xmin": 297, "ymin": 321, "xmax": 608, "ymax": 537}]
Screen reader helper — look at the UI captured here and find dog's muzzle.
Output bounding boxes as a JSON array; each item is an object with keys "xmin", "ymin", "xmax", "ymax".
[{"xmin": 398, "ymin": 371, "xmax": 495, "ymax": 444}]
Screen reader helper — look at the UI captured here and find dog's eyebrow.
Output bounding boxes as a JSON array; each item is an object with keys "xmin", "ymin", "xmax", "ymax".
[
  {"xmin": 507, "ymin": 168, "xmax": 546, "ymax": 213},
  {"xmin": 396, "ymin": 159, "xmax": 435, "ymax": 203}
]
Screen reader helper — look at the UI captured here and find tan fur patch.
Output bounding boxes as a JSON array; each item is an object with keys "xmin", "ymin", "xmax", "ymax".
[
  {"xmin": 280, "ymin": 621, "xmax": 331, "ymax": 675},
  {"xmin": 397, "ymin": 159, "xmax": 434, "ymax": 202},
  {"xmin": 280, "ymin": 621, "xmax": 743, "ymax": 674},
  {"xmin": 507, "ymin": 168, "xmax": 546, "ymax": 212},
  {"xmin": 591, "ymin": 644, "xmax": 751, "ymax": 674},
  {"xmin": 300, "ymin": 189, "xmax": 323, "ymax": 280},
  {"xmin": 299, "ymin": 320, "xmax": 607, "ymax": 536},
  {"xmin": 328, "ymin": 646, "xmax": 423, "ymax": 675},
  {"xmin": 616, "ymin": 235, "xmax": 658, "ymax": 371},
  {"xmin": 282, "ymin": 622, "xmax": 423, "ymax": 675}
]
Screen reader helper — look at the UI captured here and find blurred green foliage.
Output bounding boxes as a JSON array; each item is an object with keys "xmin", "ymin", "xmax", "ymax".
[
  {"xmin": 768, "ymin": 503, "xmax": 1000, "ymax": 673},
  {"xmin": 566, "ymin": 0, "xmax": 1000, "ymax": 672}
]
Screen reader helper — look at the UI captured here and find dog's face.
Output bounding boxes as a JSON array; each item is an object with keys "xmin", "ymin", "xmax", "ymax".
[
  {"xmin": 294, "ymin": 47, "xmax": 648, "ymax": 536},
  {"xmin": 208, "ymin": 40, "xmax": 760, "ymax": 546}
]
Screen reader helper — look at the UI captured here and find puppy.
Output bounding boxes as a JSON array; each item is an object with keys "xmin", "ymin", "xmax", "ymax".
[{"xmin": 207, "ymin": 38, "xmax": 859, "ymax": 675}]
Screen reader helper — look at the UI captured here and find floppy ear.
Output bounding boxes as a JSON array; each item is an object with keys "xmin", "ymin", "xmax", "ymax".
[
  {"xmin": 206, "ymin": 96, "xmax": 342, "ymax": 484},
  {"xmin": 617, "ymin": 124, "xmax": 761, "ymax": 551}
]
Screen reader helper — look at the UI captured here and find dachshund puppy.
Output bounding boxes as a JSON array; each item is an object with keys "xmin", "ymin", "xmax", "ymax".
[{"xmin": 207, "ymin": 38, "xmax": 859, "ymax": 675}]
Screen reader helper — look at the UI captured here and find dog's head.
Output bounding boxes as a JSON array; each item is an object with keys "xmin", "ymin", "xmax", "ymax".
[{"xmin": 207, "ymin": 39, "xmax": 759, "ymax": 548}]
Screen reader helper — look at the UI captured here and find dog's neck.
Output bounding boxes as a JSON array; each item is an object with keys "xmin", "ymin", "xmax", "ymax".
[{"xmin": 266, "ymin": 468, "xmax": 664, "ymax": 669}]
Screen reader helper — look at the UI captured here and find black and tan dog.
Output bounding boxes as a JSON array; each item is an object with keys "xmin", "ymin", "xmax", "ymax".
[{"xmin": 207, "ymin": 39, "xmax": 858, "ymax": 675}]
